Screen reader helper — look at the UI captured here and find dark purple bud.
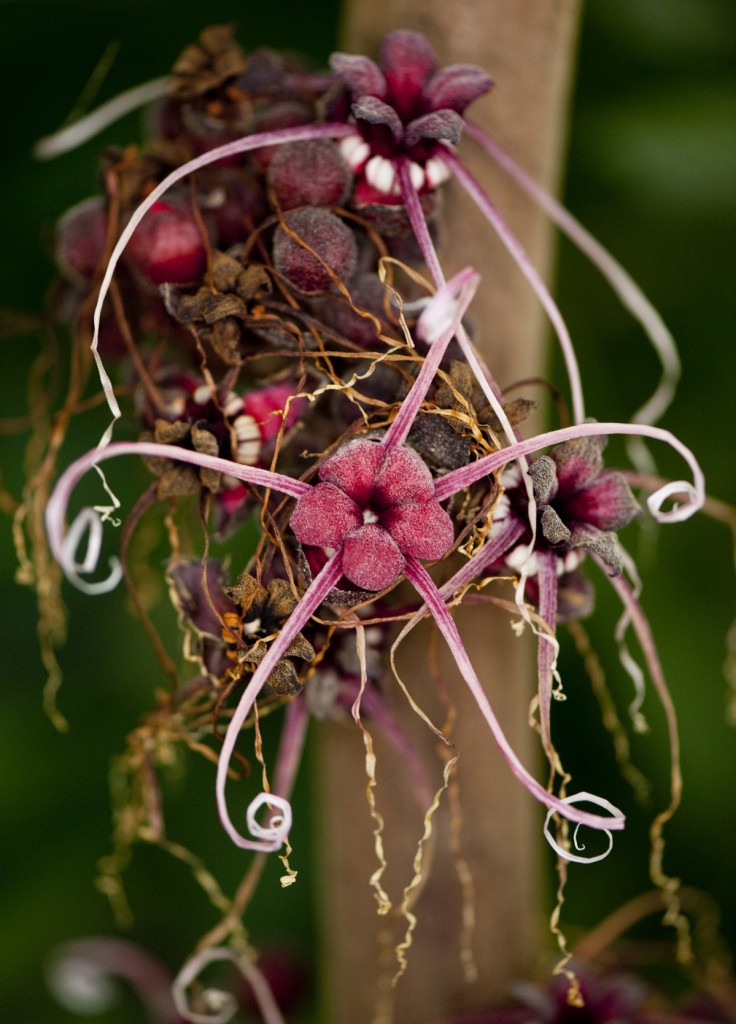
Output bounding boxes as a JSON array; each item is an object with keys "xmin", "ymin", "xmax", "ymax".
[
  {"xmin": 318, "ymin": 272, "xmax": 389, "ymax": 348},
  {"xmin": 249, "ymin": 101, "xmax": 315, "ymax": 169},
  {"xmin": 169, "ymin": 558, "xmax": 233, "ymax": 638},
  {"xmin": 272, "ymin": 207, "xmax": 358, "ymax": 291},
  {"xmin": 205, "ymin": 168, "xmax": 266, "ymax": 247},
  {"xmin": 267, "ymin": 140, "xmax": 352, "ymax": 210}
]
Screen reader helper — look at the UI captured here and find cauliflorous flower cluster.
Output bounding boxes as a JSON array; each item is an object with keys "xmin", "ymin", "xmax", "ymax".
[{"xmin": 34, "ymin": 23, "xmax": 708, "ymax": 1024}]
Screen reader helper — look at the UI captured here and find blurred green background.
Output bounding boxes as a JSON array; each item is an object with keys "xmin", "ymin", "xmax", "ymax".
[{"xmin": 2, "ymin": 1, "xmax": 734, "ymax": 1020}]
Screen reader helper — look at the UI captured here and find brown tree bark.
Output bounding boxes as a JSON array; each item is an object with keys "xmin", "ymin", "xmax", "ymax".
[{"xmin": 317, "ymin": 3, "xmax": 582, "ymax": 1021}]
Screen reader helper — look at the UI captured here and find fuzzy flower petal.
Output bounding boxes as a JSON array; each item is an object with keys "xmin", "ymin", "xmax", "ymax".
[
  {"xmin": 352, "ymin": 95, "xmax": 404, "ymax": 142},
  {"xmin": 318, "ymin": 438, "xmax": 385, "ymax": 504},
  {"xmin": 374, "ymin": 445, "xmax": 435, "ymax": 506},
  {"xmin": 566, "ymin": 471, "xmax": 642, "ymax": 531},
  {"xmin": 528, "ymin": 455, "xmax": 558, "ymax": 504},
  {"xmin": 289, "ymin": 483, "xmax": 362, "ymax": 547},
  {"xmin": 404, "ymin": 109, "xmax": 464, "ymax": 148},
  {"xmin": 381, "ymin": 500, "xmax": 455, "ymax": 560},
  {"xmin": 569, "ymin": 524, "xmax": 625, "ymax": 576},
  {"xmin": 329, "ymin": 52, "xmax": 386, "ymax": 99},
  {"xmin": 551, "ymin": 434, "xmax": 606, "ymax": 492},
  {"xmin": 341, "ymin": 523, "xmax": 405, "ymax": 591},
  {"xmin": 379, "ymin": 31, "xmax": 436, "ymax": 119},
  {"xmin": 422, "ymin": 63, "xmax": 494, "ymax": 113}
]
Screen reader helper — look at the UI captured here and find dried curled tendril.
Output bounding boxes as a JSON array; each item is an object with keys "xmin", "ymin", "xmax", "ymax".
[
  {"xmin": 172, "ymin": 947, "xmax": 286, "ymax": 1024},
  {"xmin": 543, "ymin": 792, "xmax": 624, "ymax": 865}
]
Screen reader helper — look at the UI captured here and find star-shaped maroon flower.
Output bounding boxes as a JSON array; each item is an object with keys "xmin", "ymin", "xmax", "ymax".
[{"xmin": 509, "ymin": 434, "xmax": 642, "ymax": 576}]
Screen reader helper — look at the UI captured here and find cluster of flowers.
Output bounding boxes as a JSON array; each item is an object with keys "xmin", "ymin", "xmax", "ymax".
[{"xmin": 43, "ymin": 25, "xmax": 706, "ymax": 1023}]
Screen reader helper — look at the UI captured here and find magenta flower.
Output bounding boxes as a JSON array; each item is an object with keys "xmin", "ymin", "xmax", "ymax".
[{"xmin": 290, "ymin": 438, "xmax": 454, "ymax": 592}]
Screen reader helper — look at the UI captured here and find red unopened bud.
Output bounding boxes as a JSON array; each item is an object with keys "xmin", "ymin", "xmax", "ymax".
[
  {"xmin": 126, "ymin": 200, "xmax": 207, "ymax": 285},
  {"xmin": 55, "ymin": 196, "xmax": 108, "ymax": 285},
  {"xmin": 241, "ymin": 380, "xmax": 304, "ymax": 442}
]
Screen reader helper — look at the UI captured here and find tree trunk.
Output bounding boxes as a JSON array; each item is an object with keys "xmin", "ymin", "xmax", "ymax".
[{"xmin": 317, "ymin": 3, "xmax": 582, "ymax": 1021}]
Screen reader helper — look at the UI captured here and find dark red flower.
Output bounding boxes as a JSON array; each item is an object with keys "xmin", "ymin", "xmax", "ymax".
[
  {"xmin": 506, "ymin": 434, "xmax": 642, "ymax": 577},
  {"xmin": 331, "ymin": 29, "xmax": 492, "ymax": 196}
]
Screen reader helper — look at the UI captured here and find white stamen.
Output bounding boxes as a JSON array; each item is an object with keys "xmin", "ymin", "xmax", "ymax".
[
  {"xmin": 364, "ymin": 155, "xmax": 397, "ymax": 195},
  {"xmin": 237, "ymin": 439, "xmax": 261, "ymax": 465},
  {"xmin": 493, "ymin": 493, "xmax": 511, "ymax": 520},
  {"xmin": 560, "ymin": 550, "xmax": 582, "ymax": 575},
  {"xmin": 166, "ymin": 396, "xmax": 186, "ymax": 418},
  {"xmin": 199, "ymin": 186, "xmax": 227, "ymax": 210},
  {"xmin": 223, "ymin": 391, "xmax": 242, "ymax": 417},
  {"xmin": 424, "ymin": 155, "xmax": 451, "ymax": 189},
  {"xmin": 192, "ymin": 384, "xmax": 211, "ymax": 405},
  {"xmin": 506, "ymin": 544, "xmax": 538, "ymax": 577},
  {"xmin": 339, "ymin": 133, "xmax": 370, "ymax": 169},
  {"xmin": 233, "ymin": 414, "xmax": 260, "ymax": 441},
  {"xmin": 363, "ymin": 509, "xmax": 379, "ymax": 524},
  {"xmin": 408, "ymin": 160, "xmax": 425, "ymax": 192}
]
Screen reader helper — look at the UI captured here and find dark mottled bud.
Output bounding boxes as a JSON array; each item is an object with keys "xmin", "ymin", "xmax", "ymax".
[
  {"xmin": 272, "ymin": 207, "xmax": 357, "ymax": 291},
  {"xmin": 267, "ymin": 140, "xmax": 352, "ymax": 210}
]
